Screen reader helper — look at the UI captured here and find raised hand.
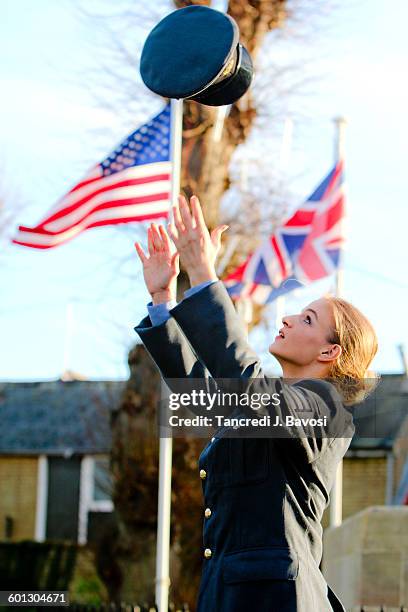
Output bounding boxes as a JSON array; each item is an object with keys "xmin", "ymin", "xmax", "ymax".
[
  {"xmin": 167, "ymin": 194, "xmax": 228, "ymax": 287},
  {"xmin": 134, "ymin": 222, "xmax": 180, "ymax": 304}
]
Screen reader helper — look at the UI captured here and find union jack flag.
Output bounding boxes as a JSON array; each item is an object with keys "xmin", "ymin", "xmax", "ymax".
[
  {"xmin": 12, "ymin": 104, "xmax": 171, "ymax": 249},
  {"xmin": 223, "ymin": 160, "xmax": 345, "ymax": 304}
]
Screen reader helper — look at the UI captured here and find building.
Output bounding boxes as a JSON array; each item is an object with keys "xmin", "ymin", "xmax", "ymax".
[
  {"xmin": 322, "ymin": 373, "xmax": 408, "ymax": 527},
  {"xmin": 1, "ymin": 374, "xmax": 407, "ymax": 543},
  {"xmin": 0, "ymin": 377, "xmax": 124, "ymax": 544}
]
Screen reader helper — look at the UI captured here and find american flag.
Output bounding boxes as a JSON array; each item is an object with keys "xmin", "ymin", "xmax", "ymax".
[
  {"xmin": 12, "ymin": 104, "xmax": 172, "ymax": 249},
  {"xmin": 223, "ymin": 160, "xmax": 345, "ymax": 304}
]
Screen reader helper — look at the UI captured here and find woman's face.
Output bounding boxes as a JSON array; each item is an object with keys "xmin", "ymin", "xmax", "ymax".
[{"xmin": 269, "ymin": 297, "xmax": 338, "ymax": 368}]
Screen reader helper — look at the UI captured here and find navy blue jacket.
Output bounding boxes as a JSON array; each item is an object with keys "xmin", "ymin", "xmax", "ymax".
[{"xmin": 134, "ymin": 280, "xmax": 353, "ymax": 611}]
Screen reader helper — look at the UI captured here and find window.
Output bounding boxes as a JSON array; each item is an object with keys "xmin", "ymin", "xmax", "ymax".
[
  {"xmin": 78, "ymin": 455, "xmax": 114, "ymax": 544},
  {"xmin": 93, "ymin": 457, "xmax": 113, "ymax": 502}
]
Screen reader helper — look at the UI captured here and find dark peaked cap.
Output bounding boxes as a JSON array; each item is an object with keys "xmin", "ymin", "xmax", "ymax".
[{"xmin": 140, "ymin": 6, "xmax": 253, "ymax": 106}]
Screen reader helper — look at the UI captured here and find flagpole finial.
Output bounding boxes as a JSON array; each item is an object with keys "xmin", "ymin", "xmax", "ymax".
[{"xmin": 333, "ymin": 115, "xmax": 348, "ymax": 125}]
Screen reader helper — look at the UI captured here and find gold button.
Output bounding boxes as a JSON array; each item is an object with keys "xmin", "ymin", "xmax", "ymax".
[
  {"xmin": 204, "ymin": 548, "xmax": 212, "ymax": 558},
  {"xmin": 204, "ymin": 507, "xmax": 212, "ymax": 518},
  {"xmin": 200, "ymin": 469, "xmax": 207, "ymax": 479}
]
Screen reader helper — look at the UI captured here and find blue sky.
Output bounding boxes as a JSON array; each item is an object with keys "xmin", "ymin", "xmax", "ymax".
[{"xmin": 1, "ymin": 0, "xmax": 407, "ymax": 381}]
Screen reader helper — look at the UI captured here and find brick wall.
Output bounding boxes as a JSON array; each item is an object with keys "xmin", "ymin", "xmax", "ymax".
[
  {"xmin": 0, "ymin": 456, "xmax": 38, "ymax": 541},
  {"xmin": 322, "ymin": 456, "xmax": 387, "ymax": 529}
]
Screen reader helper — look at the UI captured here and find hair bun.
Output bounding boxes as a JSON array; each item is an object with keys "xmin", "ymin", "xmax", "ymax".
[{"xmin": 336, "ymin": 371, "xmax": 381, "ymax": 406}]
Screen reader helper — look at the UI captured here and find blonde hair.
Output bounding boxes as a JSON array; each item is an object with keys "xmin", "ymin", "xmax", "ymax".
[{"xmin": 324, "ymin": 296, "xmax": 380, "ymax": 405}]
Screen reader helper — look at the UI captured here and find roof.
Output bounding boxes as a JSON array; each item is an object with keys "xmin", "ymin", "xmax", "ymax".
[
  {"xmin": 0, "ymin": 380, "xmax": 126, "ymax": 455},
  {"xmin": 349, "ymin": 374, "xmax": 408, "ymax": 451}
]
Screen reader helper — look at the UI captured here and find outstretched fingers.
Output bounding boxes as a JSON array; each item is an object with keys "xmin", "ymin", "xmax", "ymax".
[
  {"xmin": 171, "ymin": 251, "xmax": 180, "ymax": 273},
  {"xmin": 173, "ymin": 197, "xmax": 186, "ymax": 235},
  {"xmin": 178, "ymin": 194, "xmax": 195, "ymax": 231},
  {"xmin": 158, "ymin": 224, "xmax": 172, "ymax": 252},
  {"xmin": 167, "ymin": 221, "xmax": 179, "ymax": 245},
  {"xmin": 190, "ymin": 195, "xmax": 207, "ymax": 233},
  {"xmin": 134, "ymin": 241, "xmax": 148, "ymax": 264},
  {"xmin": 147, "ymin": 227, "xmax": 155, "ymax": 256},
  {"xmin": 150, "ymin": 223, "xmax": 163, "ymax": 251}
]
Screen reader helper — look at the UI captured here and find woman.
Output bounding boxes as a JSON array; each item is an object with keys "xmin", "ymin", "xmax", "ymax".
[{"xmin": 134, "ymin": 195, "xmax": 378, "ymax": 612}]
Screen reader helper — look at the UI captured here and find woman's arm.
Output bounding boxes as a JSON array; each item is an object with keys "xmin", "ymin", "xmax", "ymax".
[
  {"xmin": 134, "ymin": 311, "xmax": 208, "ymax": 379},
  {"xmin": 134, "ymin": 279, "xmax": 218, "ymax": 379},
  {"xmin": 134, "ymin": 221, "xmax": 216, "ymax": 411}
]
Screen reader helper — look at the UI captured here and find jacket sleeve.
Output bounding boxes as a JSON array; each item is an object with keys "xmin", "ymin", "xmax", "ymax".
[
  {"xmin": 168, "ymin": 280, "xmax": 354, "ymax": 463},
  {"xmin": 134, "ymin": 312, "xmax": 213, "ymax": 379},
  {"xmin": 134, "ymin": 280, "xmax": 219, "ymax": 382},
  {"xmin": 133, "ymin": 313, "xmax": 217, "ymax": 415}
]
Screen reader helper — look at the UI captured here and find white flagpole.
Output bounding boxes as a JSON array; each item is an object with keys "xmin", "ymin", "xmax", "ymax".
[
  {"xmin": 330, "ymin": 116, "xmax": 347, "ymax": 529},
  {"xmin": 216, "ymin": 234, "xmax": 240, "ymax": 277},
  {"xmin": 213, "ymin": 105, "xmax": 231, "ymax": 143},
  {"xmin": 235, "ymin": 145, "xmax": 252, "ymax": 329},
  {"xmin": 274, "ymin": 117, "xmax": 293, "ymax": 335},
  {"xmin": 155, "ymin": 98, "xmax": 183, "ymax": 612},
  {"xmin": 333, "ymin": 116, "xmax": 347, "ymax": 298}
]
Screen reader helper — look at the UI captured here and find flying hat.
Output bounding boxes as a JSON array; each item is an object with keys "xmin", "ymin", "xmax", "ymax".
[{"xmin": 140, "ymin": 5, "xmax": 253, "ymax": 106}]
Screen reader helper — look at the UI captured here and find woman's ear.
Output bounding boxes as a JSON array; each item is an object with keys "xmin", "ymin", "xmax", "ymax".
[{"xmin": 318, "ymin": 344, "xmax": 342, "ymax": 363}]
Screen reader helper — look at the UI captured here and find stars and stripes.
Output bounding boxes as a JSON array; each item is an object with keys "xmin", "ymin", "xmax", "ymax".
[
  {"xmin": 12, "ymin": 104, "xmax": 172, "ymax": 249},
  {"xmin": 223, "ymin": 160, "xmax": 346, "ymax": 303}
]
